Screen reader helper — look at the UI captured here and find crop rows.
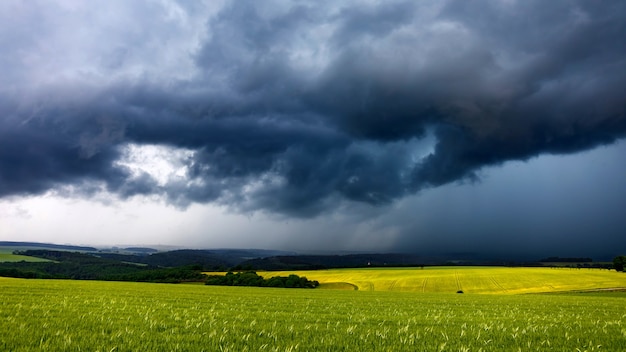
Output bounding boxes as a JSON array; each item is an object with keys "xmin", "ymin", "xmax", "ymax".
[
  {"xmin": 264, "ymin": 266, "xmax": 626, "ymax": 294},
  {"xmin": 1, "ymin": 277, "xmax": 625, "ymax": 351}
]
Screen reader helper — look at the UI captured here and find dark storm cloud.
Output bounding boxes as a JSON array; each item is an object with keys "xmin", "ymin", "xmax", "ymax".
[{"xmin": 0, "ymin": 0, "xmax": 624, "ymax": 217}]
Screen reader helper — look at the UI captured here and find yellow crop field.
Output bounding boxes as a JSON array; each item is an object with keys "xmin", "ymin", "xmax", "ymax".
[{"xmin": 258, "ymin": 266, "xmax": 626, "ymax": 294}]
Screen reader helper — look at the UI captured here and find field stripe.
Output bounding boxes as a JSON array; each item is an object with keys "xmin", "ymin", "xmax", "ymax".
[
  {"xmin": 454, "ymin": 271, "xmax": 462, "ymax": 291},
  {"xmin": 489, "ymin": 276, "xmax": 508, "ymax": 293}
]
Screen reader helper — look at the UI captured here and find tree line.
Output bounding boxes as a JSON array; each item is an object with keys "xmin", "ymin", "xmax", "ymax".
[
  {"xmin": 205, "ymin": 271, "xmax": 319, "ymax": 288},
  {"xmin": 614, "ymin": 256, "xmax": 626, "ymax": 272}
]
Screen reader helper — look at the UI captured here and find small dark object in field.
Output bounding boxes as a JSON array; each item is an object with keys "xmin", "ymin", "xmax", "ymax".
[{"xmin": 457, "ymin": 290, "xmax": 464, "ymax": 294}]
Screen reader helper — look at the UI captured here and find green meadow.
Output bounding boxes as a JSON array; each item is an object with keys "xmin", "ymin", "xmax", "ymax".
[
  {"xmin": 1, "ymin": 267, "xmax": 626, "ymax": 351},
  {"xmin": 0, "ymin": 249, "xmax": 51, "ymax": 263}
]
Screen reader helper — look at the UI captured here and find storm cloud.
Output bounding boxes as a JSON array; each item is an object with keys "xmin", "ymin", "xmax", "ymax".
[{"xmin": 1, "ymin": 0, "xmax": 625, "ymax": 218}]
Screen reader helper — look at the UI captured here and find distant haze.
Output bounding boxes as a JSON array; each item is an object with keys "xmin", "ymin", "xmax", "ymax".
[{"xmin": 1, "ymin": 1, "xmax": 625, "ymax": 260}]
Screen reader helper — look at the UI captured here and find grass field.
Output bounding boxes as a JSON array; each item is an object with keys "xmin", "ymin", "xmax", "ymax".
[
  {"xmin": 258, "ymin": 266, "xmax": 626, "ymax": 294},
  {"xmin": 1, "ymin": 276, "xmax": 625, "ymax": 351},
  {"xmin": 0, "ymin": 249, "xmax": 51, "ymax": 263}
]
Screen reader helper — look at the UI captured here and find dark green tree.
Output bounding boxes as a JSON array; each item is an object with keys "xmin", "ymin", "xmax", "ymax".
[
  {"xmin": 205, "ymin": 271, "xmax": 318, "ymax": 288},
  {"xmin": 613, "ymin": 256, "xmax": 626, "ymax": 272}
]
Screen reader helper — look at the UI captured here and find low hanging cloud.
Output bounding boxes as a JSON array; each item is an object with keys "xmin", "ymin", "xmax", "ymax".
[{"xmin": 0, "ymin": 0, "xmax": 625, "ymax": 217}]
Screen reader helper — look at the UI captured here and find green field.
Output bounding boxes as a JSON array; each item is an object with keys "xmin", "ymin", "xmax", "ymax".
[
  {"xmin": 261, "ymin": 266, "xmax": 626, "ymax": 294},
  {"xmin": 0, "ymin": 249, "xmax": 51, "ymax": 263},
  {"xmin": 1, "ymin": 268, "xmax": 626, "ymax": 351}
]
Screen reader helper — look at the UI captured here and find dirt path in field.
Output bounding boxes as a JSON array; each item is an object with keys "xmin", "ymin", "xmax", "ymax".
[{"xmin": 343, "ymin": 282, "xmax": 359, "ymax": 291}]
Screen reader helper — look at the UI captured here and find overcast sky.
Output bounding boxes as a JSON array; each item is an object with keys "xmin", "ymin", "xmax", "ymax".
[{"xmin": 1, "ymin": 0, "xmax": 625, "ymax": 260}]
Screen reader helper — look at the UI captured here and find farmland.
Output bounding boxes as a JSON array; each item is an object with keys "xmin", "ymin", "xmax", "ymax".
[
  {"xmin": 2, "ymin": 267, "xmax": 626, "ymax": 351},
  {"xmin": 260, "ymin": 266, "xmax": 626, "ymax": 294},
  {"xmin": 0, "ymin": 249, "xmax": 51, "ymax": 263}
]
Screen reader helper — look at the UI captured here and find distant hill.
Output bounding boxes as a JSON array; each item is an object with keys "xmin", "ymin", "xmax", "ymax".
[
  {"xmin": 0, "ymin": 241, "xmax": 97, "ymax": 252},
  {"xmin": 3, "ymin": 241, "xmax": 610, "ymax": 272},
  {"xmin": 96, "ymin": 249, "xmax": 296, "ymax": 270},
  {"xmin": 239, "ymin": 253, "xmax": 434, "ymax": 270},
  {"xmin": 1, "ymin": 241, "xmax": 300, "ymax": 270},
  {"xmin": 123, "ymin": 247, "xmax": 159, "ymax": 254},
  {"xmin": 539, "ymin": 257, "xmax": 593, "ymax": 263},
  {"xmin": 0, "ymin": 250, "xmax": 205, "ymax": 283}
]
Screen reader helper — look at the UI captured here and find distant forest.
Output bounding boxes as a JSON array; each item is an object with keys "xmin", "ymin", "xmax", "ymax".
[
  {"xmin": 0, "ymin": 250, "xmax": 206, "ymax": 283},
  {"xmin": 0, "ymin": 245, "xmax": 620, "ymax": 286},
  {"xmin": 539, "ymin": 257, "xmax": 593, "ymax": 263},
  {"xmin": 0, "ymin": 250, "xmax": 316, "ymax": 288},
  {"xmin": 0, "ymin": 241, "xmax": 97, "ymax": 251}
]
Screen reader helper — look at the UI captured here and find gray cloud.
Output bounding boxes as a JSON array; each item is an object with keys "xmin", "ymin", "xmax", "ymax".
[{"xmin": 0, "ymin": 0, "xmax": 625, "ymax": 220}]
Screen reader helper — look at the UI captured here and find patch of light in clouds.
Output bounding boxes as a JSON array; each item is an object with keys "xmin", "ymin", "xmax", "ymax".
[{"xmin": 115, "ymin": 143, "xmax": 194, "ymax": 186}]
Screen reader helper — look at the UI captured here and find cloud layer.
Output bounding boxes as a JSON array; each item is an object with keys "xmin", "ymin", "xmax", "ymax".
[{"xmin": 1, "ymin": 0, "xmax": 625, "ymax": 217}]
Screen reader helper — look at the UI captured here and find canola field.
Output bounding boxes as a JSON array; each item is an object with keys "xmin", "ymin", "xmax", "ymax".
[
  {"xmin": 1, "ymin": 267, "xmax": 626, "ymax": 351},
  {"xmin": 262, "ymin": 266, "xmax": 626, "ymax": 294}
]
